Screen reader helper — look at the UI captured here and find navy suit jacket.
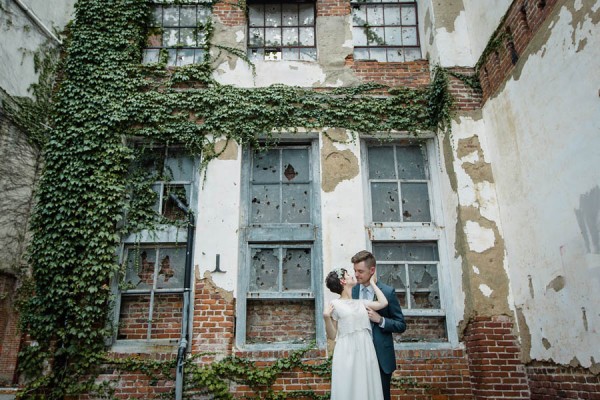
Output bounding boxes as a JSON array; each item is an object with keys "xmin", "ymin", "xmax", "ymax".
[{"xmin": 352, "ymin": 282, "xmax": 406, "ymax": 374}]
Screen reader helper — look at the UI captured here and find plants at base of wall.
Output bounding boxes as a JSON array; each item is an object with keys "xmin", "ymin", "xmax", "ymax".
[{"xmin": 14, "ymin": 0, "xmax": 454, "ymax": 398}]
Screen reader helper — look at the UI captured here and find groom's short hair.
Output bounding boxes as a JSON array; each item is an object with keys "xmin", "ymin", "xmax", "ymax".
[{"xmin": 351, "ymin": 250, "xmax": 376, "ymax": 268}]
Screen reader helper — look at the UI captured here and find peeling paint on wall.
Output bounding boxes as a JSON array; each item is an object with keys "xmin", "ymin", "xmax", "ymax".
[
  {"xmin": 320, "ymin": 129, "xmax": 359, "ymax": 193},
  {"xmin": 565, "ymin": 0, "xmax": 600, "ymax": 53},
  {"xmin": 214, "ymin": 138, "xmax": 238, "ymax": 161},
  {"xmin": 433, "ymin": 0, "xmax": 465, "ymax": 33},
  {"xmin": 516, "ymin": 306, "xmax": 532, "ymax": 363},
  {"xmin": 546, "ymin": 275, "xmax": 565, "ymax": 292},
  {"xmin": 575, "ymin": 186, "xmax": 600, "ymax": 254}
]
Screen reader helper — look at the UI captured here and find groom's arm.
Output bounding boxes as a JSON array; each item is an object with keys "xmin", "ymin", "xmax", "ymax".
[{"xmin": 380, "ymin": 286, "xmax": 406, "ymax": 334}]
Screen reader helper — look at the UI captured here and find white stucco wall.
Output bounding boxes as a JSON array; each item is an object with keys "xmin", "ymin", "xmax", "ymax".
[
  {"xmin": 482, "ymin": 1, "xmax": 600, "ymax": 368},
  {"xmin": 462, "ymin": 0, "xmax": 512, "ymax": 61},
  {"xmin": 0, "ymin": 0, "xmax": 74, "ymax": 97}
]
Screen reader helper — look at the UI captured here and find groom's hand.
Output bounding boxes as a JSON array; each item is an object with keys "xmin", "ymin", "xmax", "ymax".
[{"xmin": 366, "ymin": 307, "xmax": 382, "ymax": 324}]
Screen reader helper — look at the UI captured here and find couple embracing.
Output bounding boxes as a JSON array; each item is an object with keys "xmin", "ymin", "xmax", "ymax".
[{"xmin": 323, "ymin": 250, "xmax": 407, "ymax": 400}]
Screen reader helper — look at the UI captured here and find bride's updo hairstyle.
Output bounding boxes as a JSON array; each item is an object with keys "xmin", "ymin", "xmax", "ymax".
[{"xmin": 326, "ymin": 268, "xmax": 346, "ymax": 294}]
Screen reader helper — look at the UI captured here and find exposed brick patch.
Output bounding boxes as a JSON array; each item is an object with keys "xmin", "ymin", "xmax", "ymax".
[
  {"xmin": 0, "ymin": 273, "xmax": 20, "ymax": 385},
  {"xmin": 117, "ymin": 294, "xmax": 182, "ymax": 340},
  {"xmin": 190, "ymin": 276, "xmax": 235, "ymax": 357},
  {"xmin": 477, "ymin": 0, "xmax": 559, "ymax": 103},
  {"xmin": 399, "ymin": 316, "xmax": 448, "ymax": 343},
  {"xmin": 213, "ymin": 1, "xmax": 245, "ymax": 26},
  {"xmin": 394, "ymin": 349, "xmax": 473, "ymax": 399},
  {"xmin": 346, "ymin": 57, "xmax": 431, "ymax": 88},
  {"xmin": 463, "ymin": 315, "xmax": 530, "ymax": 399},
  {"xmin": 527, "ymin": 361, "xmax": 600, "ymax": 400},
  {"xmin": 246, "ymin": 299, "xmax": 315, "ymax": 344},
  {"xmin": 446, "ymin": 67, "xmax": 482, "ymax": 112},
  {"xmin": 317, "ymin": 0, "xmax": 350, "ymax": 17}
]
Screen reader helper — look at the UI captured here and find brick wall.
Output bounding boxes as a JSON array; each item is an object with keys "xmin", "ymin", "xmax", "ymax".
[
  {"xmin": 477, "ymin": 0, "xmax": 559, "ymax": 103},
  {"xmin": 446, "ymin": 67, "xmax": 482, "ymax": 112},
  {"xmin": 0, "ymin": 273, "xmax": 20, "ymax": 385},
  {"xmin": 527, "ymin": 362, "xmax": 600, "ymax": 400},
  {"xmin": 398, "ymin": 316, "xmax": 447, "ymax": 343},
  {"xmin": 347, "ymin": 58, "xmax": 431, "ymax": 88},
  {"xmin": 117, "ymin": 294, "xmax": 182, "ymax": 340},
  {"xmin": 463, "ymin": 315, "xmax": 530, "ymax": 399},
  {"xmin": 316, "ymin": 0, "xmax": 350, "ymax": 17},
  {"xmin": 213, "ymin": 1, "xmax": 245, "ymax": 26},
  {"xmin": 246, "ymin": 299, "xmax": 315, "ymax": 344}
]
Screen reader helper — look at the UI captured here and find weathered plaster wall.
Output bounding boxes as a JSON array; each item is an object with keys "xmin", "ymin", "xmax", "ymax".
[
  {"xmin": 194, "ymin": 138, "xmax": 242, "ymax": 295},
  {"xmin": 446, "ymin": 112, "xmax": 512, "ymax": 332},
  {"xmin": 461, "ymin": 0, "xmax": 512, "ymax": 61},
  {"xmin": 0, "ymin": 0, "xmax": 74, "ymax": 97},
  {"xmin": 481, "ymin": 0, "xmax": 600, "ymax": 369}
]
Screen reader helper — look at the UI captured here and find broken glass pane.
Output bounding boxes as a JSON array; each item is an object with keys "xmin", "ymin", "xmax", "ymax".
[
  {"xmin": 403, "ymin": 242, "xmax": 439, "ymax": 261},
  {"xmin": 384, "ymin": 5, "xmax": 401, "ymax": 26},
  {"xmin": 150, "ymin": 7, "xmax": 163, "ymax": 27},
  {"xmin": 163, "ymin": 28, "xmax": 179, "ymax": 47},
  {"xmin": 401, "ymin": 4, "xmax": 416, "ymax": 25},
  {"xmin": 384, "ymin": 27, "xmax": 401, "ymax": 46},
  {"xmin": 162, "ymin": 184, "xmax": 190, "ymax": 220},
  {"xmin": 402, "ymin": 27, "xmax": 418, "ymax": 46},
  {"xmin": 299, "ymin": 48, "xmax": 317, "ymax": 61},
  {"xmin": 251, "ymin": 184, "xmax": 281, "ymax": 223},
  {"xmin": 249, "ymin": 28, "xmax": 265, "ymax": 47},
  {"xmin": 164, "ymin": 149, "xmax": 194, "ymax": 181},
  {"xmin": 404, "ymin": 47, "xmax": 421, "ymax": 61},
  {"xmin": 371, "ymin": 182, "xmax": 400, "ymax": 222},
  {"xmin": 265, "ymin": 4, "xmax": 281, "ymax": 27},
  {"xmin": 163, "ymin": 6, "xmax": 179, "ymax": 27},
  {"xmin": 377, "ymin": 264, "xmax": 406, "ymax": 292},
  {"xmin": 369, "ymin": 5, "xmax": 384, "ymax": 25},
  {"xmin": 283, "ymin": 48, "xmax": 299, "ymax": 60},
  {"xmin": 352, "ymin": 6, "xmax": 366, "ymax": 26},
  {"xmin": 282, "ymin": 184, "xmax": 310, "ymax": 223},
  {"xmin": 250, "ymin": 248, "xmax": 279, "ymax": 291},
  {"xmin": 265, "ymin": 28, "xmax": 282, "ymax": 46},
  {"xmin": 396, "ymin": 145, "xmax": 426, "ymax": 179},
  {"xmin": 372, "ymin": 243, "xmax": 407, "ymax": 261},
  {"xmin": 180, "ymin": 28, "xmax": 196, "ymax": 47},
  {"xmin": 401, "ymin": 182, "xmax": 430, "ymax": 222},
  {"xmin": 282, "ymin": 248, "xmax": 311, "ymax": 290},
  {"xmin": 282, "ymin": 148, "xmax": 309, "ymax": 181},
  {"xmin": 282, "ymin": 4, "xmax": 298, "ymax": 26},
  {"xmin": 367, "ymin": 27, "xmax": 385, "ymax": 46},
  {"xmin": 409, "ymin": 264, "xmax": 440, "ymax": 309},
  {"xmin": 282, "ymin": 28, "xmax": 299, "ymax": 46},
  {"xmin": 124, "ymin": 249, "xmax": 155, "ymax": 290},
  {"xmin": 156, "ymin": 247, "xmax": 186, "ymax": 289},
  {"xmin": 368, "ymin": 146, "xmax": 395, "ymax": 179},
  {"xmin": 299, "ymin": 27, "xmax": 315, "ymax": 46},
  {"xmin": 298, "ymin": 4, "xmax": 314, "ymax": 26},
  {"xmin": 253, "ymin": 150, "xmax": 279, "ymax": 183},
  {"xmin": 387, "ymin": 48, "xmax": 403, "ymax": 62}
]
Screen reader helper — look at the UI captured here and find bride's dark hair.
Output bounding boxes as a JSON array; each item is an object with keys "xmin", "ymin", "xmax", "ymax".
[{"xmin": 325, "ymin": 268, "xmax": 346, "ymax": 294}]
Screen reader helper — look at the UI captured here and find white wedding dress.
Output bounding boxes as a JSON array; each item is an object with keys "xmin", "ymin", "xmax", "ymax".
[{"xmin": 330, "ymin": 299, "xmax": 384, "ymax": 400}]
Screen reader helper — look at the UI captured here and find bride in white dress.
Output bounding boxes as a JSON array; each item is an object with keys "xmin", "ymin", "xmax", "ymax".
[{"xmin": 323, "ymin": 268, "xmax": 388, "ymax": 400}]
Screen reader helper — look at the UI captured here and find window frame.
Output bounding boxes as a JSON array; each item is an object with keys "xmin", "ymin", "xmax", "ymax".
[
  {"xmin": 351, "ymin": 0, "xmax": 422, "ymax": 62},
  {"xmin": 111, "ymin": 143, "xmax": 199, "ymax": 352},
  {"xmin": 246, "ymin": 0, "xmax": 317, "ymax": 62},
  {"xmin": 236, "ymin": 139, "xmax": 324, "ymax": 350},
  {"xmin": 360, "ymin": 135, "xmax": 458, "ymax": 348}
]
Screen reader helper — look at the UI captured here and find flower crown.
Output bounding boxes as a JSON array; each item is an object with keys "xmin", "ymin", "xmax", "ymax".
[{"xmin": 332, "ymin": 267, "xmax": 346, "ymax": 280}]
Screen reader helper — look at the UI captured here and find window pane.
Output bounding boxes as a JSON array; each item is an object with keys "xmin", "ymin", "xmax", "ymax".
[
  {"xmin": 249, "ymin": 28, "xmax": 265, "ymax": 46},
  {"xmin": 282, "ymin": 148, "xmax": 309, "ymax": 181},
  {"xmin": 403, "ymin": 242, "xmax": 439, "ymax": 261},
  {"xmin": 265, "ymin": 4, "xmax": 281, "ymax": 27},
  {"xmin": 370, "ymin": 48, "xmax": 387, "ymax": 61},
  {"xmin": 252, "ymin": 149, "xmax": 279, "ymax": 183},
  {"xmin": 282, "ymin": 248, "xmax": 311, "ymax": 290},
  {"xmin": 404, "ymin": 47, "xmax": 421, "ymax": 61},
  {"xmin": 167, "ymin": 49, "xmax": 177, "ymax": 66},
  {"xmin": 265, "ymin": 28, "xmax": 282, "ymax": 46},
  {"xmin": 162, "ymin": 184, "xmax": 190, "ymax": 221},
  {"xmin": 401, "ymin": 182, "xmax": 430, "ymax": 222},
  {"xmin": 396, "ymin": 146, "xmax": 426, "ymax": 179},
  {"xmin": 371, "ymin": 182, "xmax": 400, "ymax": 222},
  {"xmin": 250, "ymin": 184, "xmax": 281, "ymax": 223},
  {"xmin": 282, "ymin": 27, "xmax": 298, "ymax": 46},
  {"xmin": 367, "ymin": 27, "xmax": 385, "ymax": 46},
  {"xmin": 409, "ymin": 264, "xmax": 440, "ymax": 309},
  {"xmin": 282, "ymin": 184, "xmax": 310, "ymax": 223},
  {"xmin": 198, "ymin": 6, "xmax": 210, "ymax": 24},
  {"xmin": 368, "ymin": 5, "xmax": 384, "ymax": 25},
  {"xmin": 180, "ymin": 28, "xmax": 196, "ymax": 46},
  {"xmin": 353, "ymin": 27, "xmax": 368, "ymax": 46},
  {"xmin": 387, "ymin": 47, "xmax": 403, "ymax": 62},
  {"xmin": 143, "ymin": 49, "xmax": 160, "ymax": 64},
  {"xmin": 385, "ymin": 27, "xmax": 401, "ymax": 46},
  {"xmin": 354, "ymin": 48, "xmax": 369, "ymax": 60},
  {"xmin": 283, "ymin": 48, "xmax": 299, "ymax": 60},
  {"xmin": 384, "ymin": 5, "xmax": 401, "ymax": 26},
  {"xmin": 299, "ymin": 27, "xmax": 315, "ymax": 46},
  {"xmin": 249, "ymin": 4, "xmax": 264, "ymax": 27},
  {"xmin": 163, "ymin": 28, "xmax": 179, "ymax": 47},
  {"xmin": 377, "ymin": 264, "xmax": 406, "ymax": 291},
  {"xmin": 299, "ymin": 48, "xmax": 317, "ymax": 61},
  {"xmin": 401, "ymin": 5, "xmax": 416, "ymax": 25},
  {"xmin": 282, "ymin": 4, "xmax": 298, "ymax": 26},
  {"xmin": 368, "ymin": 146, "xmax": 396, "ymax": 179},
  {"xmin": 163, "ymin": 6, "xmax": 179, "ymax": 27},
  {"xmin": 402, "ymin": 27, "xmax": 418, "ymax": 46},
  {"xmin": 156, "ymin": 247, "xmax": 186, "ymax": 289},
  {"xmin": 179, "ymin": 6, "xmax": 196, "ymax": 26},
  {"xmin": 352, "ymin": 6, "xmax": 367, "ymax": 26},
  {"xmin": 164, "ymin": 150, "xmax": 194, "ymax": 181},
  {"xmin": 150, "ymin": 7, "xmax": 163, "ymax": 26},
  {"xmin": 372, "ymin": 243, "xmax": 406, "ymax": 261},
  {"xmin": 298, "ymin": 4, "xmax": 314, "ymax": 26},
  {"xmin": 250, "ymin": 248, "xmax": 279, "ymax": 291},
  {"xmin": 194, "ymin": 49, "xmax": 206, "ymax": 63},
  {"xmin": 123, "ymin": 248, "xmax": 155, "ymax": 290}
]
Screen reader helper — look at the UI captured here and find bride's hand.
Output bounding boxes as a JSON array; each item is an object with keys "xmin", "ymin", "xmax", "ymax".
[
  {"xmin": 370, "ymin": 273, "xmax": 378, "ymax": 286},
  {"xmin": 323, "ymin": 303, "xmax": 334, "ymax": 318}
]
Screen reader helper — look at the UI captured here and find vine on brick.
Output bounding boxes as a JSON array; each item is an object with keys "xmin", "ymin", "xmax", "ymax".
[{"xmin": 13, "ymin": 0, "xmax": 454, "ymax": 398}]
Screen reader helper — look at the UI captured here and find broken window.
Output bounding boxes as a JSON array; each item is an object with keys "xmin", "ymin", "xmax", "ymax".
[
  {"xmin": 117, "ymin": 246, "xmax": 186, "ymax": 341},
  {"xmin": 238, "ymin": 142, "xmax": 323, "ymax": 349},
  {"xmin": 143, "ymin": 1, "xmax": 212, "ymax": 66},
  {"xmin": 368, "ymin": 142, "xmax": 431, "ymax": 223},
  {"xmin": 351, "ymin": 0, "xmax": 421, "ymax": 62},
  {"xmin": 247, "ymin": 0, "xmax": 316, "ymax": 61},
  {"xmin": 363, "ymin": 138, "xmax": 451, "ymax": 344}
]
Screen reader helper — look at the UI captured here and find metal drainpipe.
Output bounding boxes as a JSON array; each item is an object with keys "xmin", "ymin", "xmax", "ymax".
[
  {"xmin": 11, "ymin": 0, "xmax": 63, "ymax": 45},
  {"xmin": 170, "ymin": 194, "xmax": 195, "ymax": 400}
]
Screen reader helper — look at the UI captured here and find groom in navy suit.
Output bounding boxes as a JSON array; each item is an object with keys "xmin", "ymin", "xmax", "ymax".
[{"xmin": 352, "ymin": 250, "xmax": 406, "ymax": 400}]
